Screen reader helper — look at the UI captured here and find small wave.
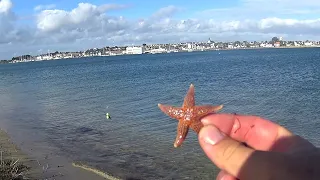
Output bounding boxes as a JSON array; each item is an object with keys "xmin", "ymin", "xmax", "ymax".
[
  {"xmin": 72, "ymin": 162, "xmax": 121, "ymax": 180},
  {"xmin": 75, "ymin": 127, "xmax": 94, "ymax": 133}
]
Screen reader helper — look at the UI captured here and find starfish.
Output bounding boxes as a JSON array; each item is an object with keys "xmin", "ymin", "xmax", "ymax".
[{"xmin": 158, "ymin": 84, "xmax": 223, "ymax": 148}]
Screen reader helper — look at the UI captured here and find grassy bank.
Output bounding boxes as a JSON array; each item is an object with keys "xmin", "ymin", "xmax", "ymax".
[{"xmin": 0, "ymin": 129, "xmax": 38, "ymax": 180}]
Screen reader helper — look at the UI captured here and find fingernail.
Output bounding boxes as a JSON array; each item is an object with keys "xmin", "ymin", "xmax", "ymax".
[
  {"xmin": 200, "ymin": 115, "xmax": 214, "ymax": 125},
  {"xmin": 200, "ymin": 125, "xmax": 225, "ymax": 145},
  {"xmin": 217, "ymin": 171, "xmax": 227, "ymax": 180},
  {"xmin": 201, "ymin": 118, "xmax": 209, "ymax": 125}
]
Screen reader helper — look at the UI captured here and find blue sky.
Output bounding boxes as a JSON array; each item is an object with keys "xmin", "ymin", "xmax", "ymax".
[{"xmin": 1, "ymin": 0, "xmax": 320, "ymax": 59}]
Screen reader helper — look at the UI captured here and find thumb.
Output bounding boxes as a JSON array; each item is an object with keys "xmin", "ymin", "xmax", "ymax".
[{"xmin": 199, "ymin": 125, "xmax": 294, "ymax": 180}]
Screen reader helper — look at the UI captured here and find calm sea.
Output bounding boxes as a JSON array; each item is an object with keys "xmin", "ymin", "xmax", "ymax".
[{"xmin": 0, "ymin": 48, "xmax": 319, "ymax": 179}]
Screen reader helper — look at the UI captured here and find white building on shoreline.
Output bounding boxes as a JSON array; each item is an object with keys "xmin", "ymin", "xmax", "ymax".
[{"xmin": 125, "ymin": 46, "xmax": 145, "ymax": 54}]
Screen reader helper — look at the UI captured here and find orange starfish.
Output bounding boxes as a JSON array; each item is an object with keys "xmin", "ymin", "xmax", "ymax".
[{"xmin": 158, "ymin": 84, "xmax": 223, "ymax": 148}]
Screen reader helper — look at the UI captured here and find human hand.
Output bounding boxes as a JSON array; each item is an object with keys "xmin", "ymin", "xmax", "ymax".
[{"xmin": 198, "ymin": 114, "xmax": 320, "ymax": 180}]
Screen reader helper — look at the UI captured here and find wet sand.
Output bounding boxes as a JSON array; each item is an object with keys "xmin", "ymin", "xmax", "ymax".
[{"xmin": 0, "ymin": 128, "xmax": 116, "ymax": 180}]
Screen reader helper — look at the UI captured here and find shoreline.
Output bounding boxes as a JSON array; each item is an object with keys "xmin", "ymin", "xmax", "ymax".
[
  {"xmin": 2, "ymin": 45, "xmax": 320, "ymax": 64},
  {"xmin": 0, "ymin": 127, "xmax": 120, "ymax": 180}
]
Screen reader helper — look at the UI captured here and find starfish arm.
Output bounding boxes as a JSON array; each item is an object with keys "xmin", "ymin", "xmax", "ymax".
[
  {"xmin": 174, "ymin": 120, "xmax": 189, "ymax": 148},
  {"xmin": 158, "ymin": 104, "xmax": 183, "ymax": 120},
  {"xmin": 194, "ymin": 105, "xmax": 223, "ymax": 119},
  {"xmin": 190, "ymin": 121, "xmax": 204, "ymax": 134},
  {"xmin": 183, "ymin": 84, "xmax": 195, "ymax": 108}
]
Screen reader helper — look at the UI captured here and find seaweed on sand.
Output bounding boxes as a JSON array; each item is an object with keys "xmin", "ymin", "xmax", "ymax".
[{"xmin": 0, "ymin": 151, "xmax": 30, "ymax": 180}]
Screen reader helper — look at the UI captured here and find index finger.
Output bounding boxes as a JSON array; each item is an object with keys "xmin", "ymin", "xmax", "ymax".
[{"xmin": 201, "ymin": 114, "xmax": 293, "ymax": 151}]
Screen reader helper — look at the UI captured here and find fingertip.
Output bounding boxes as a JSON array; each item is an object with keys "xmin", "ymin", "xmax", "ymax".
[
  {"xmin": 201, "ymin": 113, "xmax": 235, "ymax": 125},
  {"xmin": 199, "ymin": 125, "xmax": 225, "ymax": 146},
  {"xmin": 217, "ymin": 170, "xmax": 238, "ymax": 180},
  {"xmin": 200, "ymin": 113, "xmax": 216, "ymax": 125},
  {"xmin": 216, "ymin": 170, "xmax": 226, "ymax": 180}
]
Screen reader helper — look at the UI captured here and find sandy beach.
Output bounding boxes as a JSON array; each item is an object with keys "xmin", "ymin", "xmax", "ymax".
[{"xmin": 0, "ymin": 128, "xmax": 116, "ymax": 180}]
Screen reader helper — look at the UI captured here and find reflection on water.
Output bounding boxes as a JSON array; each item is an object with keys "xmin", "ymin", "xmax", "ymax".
[{"xmin": 0, "ymin": 48, "xmax": 319, "ymax": 179}]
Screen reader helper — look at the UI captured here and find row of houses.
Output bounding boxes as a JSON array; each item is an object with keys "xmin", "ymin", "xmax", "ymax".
[{"xmin": 8, "ymin": 39, "xmax": 320, "ymax": 62}]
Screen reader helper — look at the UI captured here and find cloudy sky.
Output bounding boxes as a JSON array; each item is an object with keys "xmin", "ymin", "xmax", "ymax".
[{"xmin": 1, "ymin": 0, "xmax": 320, "ymax": 59}]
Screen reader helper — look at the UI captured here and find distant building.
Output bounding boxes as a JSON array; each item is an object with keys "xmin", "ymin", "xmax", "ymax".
[
  {"xmin": 36, "ymin": 54, "xmax": 52, "ymax": 60},
  {"xmin": 126, "ymin": 46, "xmax": 145, "ymax": 54},
  {"xmin": 150, "ymin": 48, "xmax": 166, "ymax": 54},
  {"xmin": 274, "ymin": 42, "xmax": 281, "ymax": 47},
  {"xmin": 304, "ymin": 42, "xmax": 313, "ymax": 46},
  {"xmin": 260, "ymin": 43, "xmax": 273, "ymax": 48},
  {"xmin": 294, "ymin": 42, "xmax": 301, "ymax": 46}
]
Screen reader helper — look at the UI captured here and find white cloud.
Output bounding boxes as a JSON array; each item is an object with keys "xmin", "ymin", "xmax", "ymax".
[
  {"xmin": 1, "ymin": 0, "xmax": 320, "ymax": 59},
  {"xmin": 36, "ymin": 3, "xmax": 129, "ymax": 33},
  {"xmin": 151, "ymin": 5, "xmax": 180, "ymax": 19},
  {"xmin": 0, "ymin": 0, "xmax": 12, "ymax": 14},
  {"xmin": 0, "ymin": 0, "xmax": 32, "ymax": 46},
  {"xmin": 34, "ymin": 4, "xmax": 56, "ymax": 11}
]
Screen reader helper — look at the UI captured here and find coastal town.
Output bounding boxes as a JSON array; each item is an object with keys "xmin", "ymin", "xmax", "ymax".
[{"xmin": 1, "ymin": 37, "xmax": 320, "ymax": 64}]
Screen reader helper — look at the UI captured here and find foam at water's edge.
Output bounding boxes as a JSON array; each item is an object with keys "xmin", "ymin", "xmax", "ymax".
[{"xmin": 72, "ymin": 162, "xmax": 121, "ymax": 180}]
